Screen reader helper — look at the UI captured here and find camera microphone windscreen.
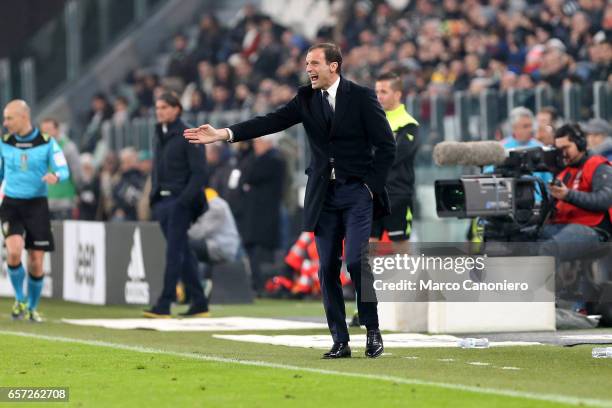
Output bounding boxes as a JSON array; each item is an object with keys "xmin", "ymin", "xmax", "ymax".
[{"xmin": 433, "ymin": 141, "xmax": 507, "ymax": 167}]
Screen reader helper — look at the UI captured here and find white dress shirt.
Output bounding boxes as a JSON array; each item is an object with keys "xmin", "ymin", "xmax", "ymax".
[
  {"xmin": 323, "ymin": 76, "xmax": 340, "ymax": 111},
  {"xmin": 227, "ymin": 76, "xmax": 341, "ymax": 142}
]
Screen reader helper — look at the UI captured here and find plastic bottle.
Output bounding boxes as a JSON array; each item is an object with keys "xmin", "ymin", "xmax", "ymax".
[
  {"xmin": 457, "ymin": 338, "xmax": 490, "ymax": 348},
  {"xmin": 592, "ymin": 347, "xmax": 612, "ymax": 358}
]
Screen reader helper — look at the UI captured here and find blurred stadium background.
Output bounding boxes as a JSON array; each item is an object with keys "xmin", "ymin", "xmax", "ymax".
[{"xmin": 1, "ymin": 1, "xmax": 612, "ymax": 406}]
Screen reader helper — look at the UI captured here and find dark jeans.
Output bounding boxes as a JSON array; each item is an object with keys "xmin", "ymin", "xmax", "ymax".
[
  {"xmin": 315, "ymin": 180, "xmax": 378, "ymax": 343},
  {"xmin": 538, "ymin": 224, "xmax": 605, "ymax": 261},
  {"xmin": 153, "ymin": 197, "xmax": 207, "ymax": 310},
  {"xmin": 539, "ymin": 223, "xmax": 609, "ymax": 304}
]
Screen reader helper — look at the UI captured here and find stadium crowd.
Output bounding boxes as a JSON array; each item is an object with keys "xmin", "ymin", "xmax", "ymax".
[{"xmin": 80, "ymin": 0, "xmax": 612, "ymax": 123}]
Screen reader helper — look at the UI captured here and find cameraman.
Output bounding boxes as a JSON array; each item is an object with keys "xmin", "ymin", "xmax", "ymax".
[{"xmin": 538, "ymin": 123, "xmax": 612, "ymax": 260}]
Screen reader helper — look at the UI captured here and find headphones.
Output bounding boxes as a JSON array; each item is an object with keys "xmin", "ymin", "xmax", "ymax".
[{"xmin": 564, "ymin": 123, "xmax": 588, "ymax": 152}]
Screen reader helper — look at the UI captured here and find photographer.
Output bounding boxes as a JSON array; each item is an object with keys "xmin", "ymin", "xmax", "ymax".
[{"xmin": 538, "ymin": 123, "xmax": 612, "ymax": 261}]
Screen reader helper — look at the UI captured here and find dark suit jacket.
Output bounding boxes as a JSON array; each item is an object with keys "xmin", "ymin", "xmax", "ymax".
[
  {"xmin": 229, "ymin": 77, "xmax": 396, "ymax": 231},
  {"xmin": 150, "ymin": 118, "xmax": 208, "ymax": 217}
]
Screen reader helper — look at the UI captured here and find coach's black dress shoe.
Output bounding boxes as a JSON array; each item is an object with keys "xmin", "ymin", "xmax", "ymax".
[
  {"xmin": 178, "ymin": 304, "xmax": 210, "ymax": 318},
  {"xmin": 143, "ymin": 305, "xmax": 171, "ymax": 319},
  {"xmin": 322, "ymin": 342, "xmax": 351, "ymax": 359},
  {"xmin": 365, "ymin": 329, "xmax": 384, "ymax": 358}
]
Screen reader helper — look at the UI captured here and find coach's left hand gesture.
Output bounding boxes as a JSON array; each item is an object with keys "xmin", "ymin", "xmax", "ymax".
[{"xmin": 42, "ymin": 173, "xmax": 59, "ymax": 185}]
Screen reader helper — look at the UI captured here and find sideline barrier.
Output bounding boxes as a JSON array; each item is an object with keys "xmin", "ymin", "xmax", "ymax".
[{"xmin": 0, "ymin": 221, "xmax": 253, "ymax": 306}]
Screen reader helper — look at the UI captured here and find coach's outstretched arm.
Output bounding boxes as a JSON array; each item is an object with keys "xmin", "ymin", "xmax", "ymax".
[{"xmin": 184, "ymin": 97, "xmax": 301, "ymax": 144}]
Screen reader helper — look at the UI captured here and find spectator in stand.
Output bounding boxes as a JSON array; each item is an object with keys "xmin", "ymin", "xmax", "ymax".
[
  {"xmin": 134, "ymin": 73, "xmax": 159, "ymax": 116},
  {"xmin": 98, "ymin": 151, "xmax": 120, "ymax": 220},
  {"xmin": 232, "ymin": 55, "xmax": 261, "ymax": 91},
  {"xmin": 138, "ymin": 150, "xmax": 153, "ymax": 177},
  {"xmin": 485, "ymin": 107, "xmax": 553, "ymax": 185},
  {"xmin": 97, "ymin": 0, "xmax": 611, "ymax": 131},
  {"xmin": 241, "ymin": 134, "xmax": 285, "ymax": 294},
  {"xmin": 536, "ymin": 106, "xmax": 559, "ymax": 147},
  {"xmin": 253, "ymin": 30, "xmax": 282, "ymax": 78},
  {"xmin": 40, "ymin": 118, "xmax": 82, "ymax": 220},
  {"xmin": 77, "ymin": 153, "xmax": 101, "ymax": 221},
  {"xmin": 584, "ymin": 118, "xmax": 612, "ymax": 160},
  {"xmin": 112, "ymin": 96, "xmax": 130, "ymax": 128},
  {"xmin": 206, "ymin": 142, "xmax": 234, "ymax": 199},
  {"xmin": 567, "ymin": 11, "xmax": 592, "ymax": 60},
  {"xmin": 587, "ymin": 31, "xmax": 612, "ymax": 84},
  {"xmin": 234, "ymin": 83, "xmax": 255, "ymax": 110},
  {"xmin": 135, "ymin": 151, "xmax": 153, "ymax": 222},
  {"xmin": 196, "ymin": 60, "xmax": 216, "ymax": 97},
  {"xmin": 82, "ymin": 93, "xmax": 113, "ymax": 154},
  {"xmin": 214, "ymin": 62, "xmax": 235, "ymax": 89},
  {"xmin": 539, "ymin": 39, "xmax": 573, "ymax": 89},
  {"xmin": 185, "ymin": 88, "xmax": 207, "ymax": 116},
  {"xmin": 111, "ymin": 147, "xmax": 146, "ymax": 221},
  {"xmin": 166, "ymin": 33, "xmax": 197, "ymax": 86},
  {"xmin": 207, "ymin": 84, "xmax": 235, "ymax": 112},
  {"xmin": 193, "ymin": 14, "xmax": 226, "ymax": 64},
  {"xmin": 344, "ymin": 1, "xmax": 373, "ymax": 49},
  {"xmin": 223, "ymin": 141, "xmax": 253, "ymax": 238}
]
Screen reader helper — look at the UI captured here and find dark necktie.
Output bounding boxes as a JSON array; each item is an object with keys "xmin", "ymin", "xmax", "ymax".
[{"xmin": 321, "ymin": 90, "xmax": 334, "ymax": 130}]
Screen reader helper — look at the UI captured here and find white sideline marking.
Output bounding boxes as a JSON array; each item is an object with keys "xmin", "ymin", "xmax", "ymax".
[
  {"xmin": 0, "ymin": 330, "xmax": 610, "ymax": 408},
  {"xmin": 561, "ymin": 335, "xmax": 612, "ymax": 341},
  {"xmin": 467, "ymin": 362, "xmax": 491, "ymax": 366},
  {"xmin": 500, "ymin": 367, "xmax": 522, "ymax": 371},
  {"xmin": 61, "ymin": 317, "xmax": 328, "ymax": 332},
  {"xmin": 212, "ymin": 333, "xmax": 541, "ymax": 349}
]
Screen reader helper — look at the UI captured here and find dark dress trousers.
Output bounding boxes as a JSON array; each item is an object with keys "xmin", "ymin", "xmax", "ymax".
[{"xmin": 229, "ymin": 78, "xmax": 395, "ymax": 342}]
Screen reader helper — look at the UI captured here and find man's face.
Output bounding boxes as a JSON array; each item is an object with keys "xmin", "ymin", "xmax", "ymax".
[
  {"xmin": 40, "ymin": 121, "xmax": 59, "ymax": 138},
  {"xmin": 536, "ymin": 112, "xmax": 552, "ymax": 128},
  {"xmin": 155, "ymin": 100, "xmax": 180, "ymax": 125},
  {"xmin": 587, "ymin": 132, "xmax": 606, "ymax": 149},
  {"xmin": 306, "ymin": 48, "xmax": 338, "ymax": 90},
  {"xmin": 3, "ymin": 106, "xmax": 27, "ymax": 135},
  {"xmin": 535, "ymin": 112, "xmax": 554, "ymax": 146},
  {"xmin": 555, "ymin": 135, "xmax": 583, "ymax": 165},
  {"xmin": 375, "ymin": 80, "xmax": 401, "ymax": 111},
  {"xmin": 512, "ymin": 115, "xmax": 534, "ymax": 143}
]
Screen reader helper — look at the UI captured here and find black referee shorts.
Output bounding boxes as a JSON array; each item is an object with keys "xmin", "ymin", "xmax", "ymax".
[{"xmin": 0, "ymin": 196, "xmax": 55, "ymax": 251}]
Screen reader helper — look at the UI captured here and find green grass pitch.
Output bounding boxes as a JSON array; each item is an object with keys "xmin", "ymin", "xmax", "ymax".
[{"xmin": 1, "ymin": 298, "xmax": 611, "ymax": 407}]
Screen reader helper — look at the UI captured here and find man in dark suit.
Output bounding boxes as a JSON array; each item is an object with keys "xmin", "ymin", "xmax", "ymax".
[
  {"xmin": 185, "ymin": 43, "xmax": 395, "ymax": 359},
  {"xmin": 144, "ymin": 92, "xmax": 209, "ymax": 318}
]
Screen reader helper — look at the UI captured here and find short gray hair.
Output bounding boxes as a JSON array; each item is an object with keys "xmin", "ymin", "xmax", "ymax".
[{"xmin": 509, "ymin": 107, "xmax": 534, "ymax": 127}]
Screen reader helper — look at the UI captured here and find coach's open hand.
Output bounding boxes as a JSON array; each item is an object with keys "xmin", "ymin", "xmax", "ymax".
[{"xmin": 184, "ymin": 124, "xmax": 229, "ymax": 144}]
